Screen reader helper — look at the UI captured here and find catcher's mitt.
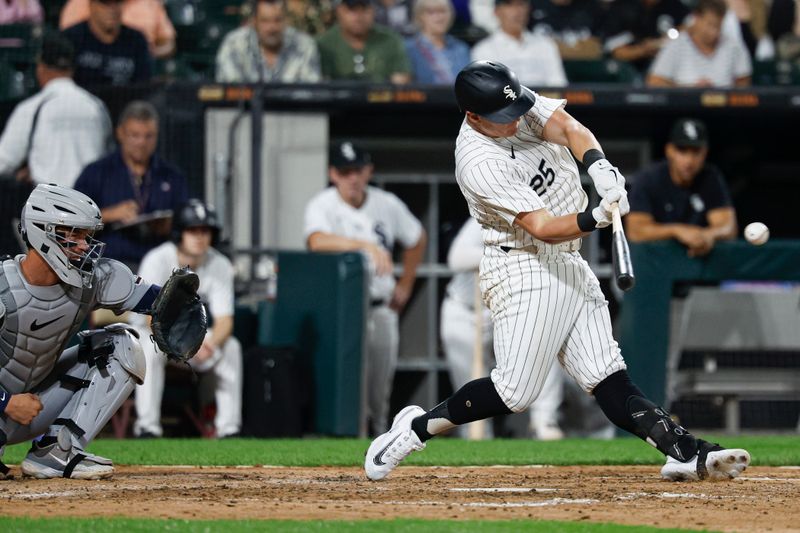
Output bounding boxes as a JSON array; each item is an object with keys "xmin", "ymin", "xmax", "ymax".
[{"xmin": 149, "ymin": 266, "xmax": 207, "ymax": 362}]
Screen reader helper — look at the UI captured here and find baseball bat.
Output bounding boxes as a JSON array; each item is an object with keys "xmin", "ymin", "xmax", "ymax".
[
  {"xmin": 611, "ymin": 203, "xmax": 635, "ymax": 291},
  {"xmin": 467, "ymin": 276, "xmax": 488, "ymax": 440}
]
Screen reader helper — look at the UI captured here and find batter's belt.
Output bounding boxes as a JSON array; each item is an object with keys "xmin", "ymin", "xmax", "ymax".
[{"xmin": 499, "ymin": 238, "xmax": 582, "ymax": 255}]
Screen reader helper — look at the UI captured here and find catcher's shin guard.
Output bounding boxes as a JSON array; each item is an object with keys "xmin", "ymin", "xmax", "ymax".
[{"xmin": 52, "ymin": 324, "xmax": 146, "ymax": 449}]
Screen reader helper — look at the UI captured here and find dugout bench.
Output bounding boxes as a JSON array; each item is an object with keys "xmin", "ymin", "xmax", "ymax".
[
  {"xmin": 617, "ymin": 240, "xmax": 800, "ymax": 430},
  {"xmin": 667, "ymin": 287, "xmax": 800, "ymax": 432}
]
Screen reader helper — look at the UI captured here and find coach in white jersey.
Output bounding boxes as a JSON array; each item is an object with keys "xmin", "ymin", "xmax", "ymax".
[
  {"xmin": 132, "ymin": 200, "xmax": 242, "ymax": 438},
  {"xmin": 305, "ymin": 141, "xmax": 426, "ymax": 436},
  {"xmin": 365, "ymin": 60, "xmax": 751, "ymax": 485}
]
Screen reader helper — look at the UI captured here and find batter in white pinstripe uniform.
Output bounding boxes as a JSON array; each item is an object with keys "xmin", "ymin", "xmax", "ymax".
[{"xmin": 365, "ymin": 61, "xmax": 750, "ymax": 486}]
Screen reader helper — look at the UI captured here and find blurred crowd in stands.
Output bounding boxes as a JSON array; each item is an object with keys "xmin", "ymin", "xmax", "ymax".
[{"xmin": 1, "ymin": 0, "xmax": 800, "ymax": 100}]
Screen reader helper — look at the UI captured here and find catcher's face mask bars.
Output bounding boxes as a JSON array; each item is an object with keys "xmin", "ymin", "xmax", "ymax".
[{"xmin": 52, "ymin": 226, "xmax": 106, "ymax": 278}]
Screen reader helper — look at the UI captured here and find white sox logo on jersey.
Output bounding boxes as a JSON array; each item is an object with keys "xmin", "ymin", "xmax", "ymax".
[
  {"xmin": 503, "ymin": 85, "xmax": 517, "ymax": 100},
  {"xmin": 374, "ymin": 222, "xmax": 389, "ymax": 249}
]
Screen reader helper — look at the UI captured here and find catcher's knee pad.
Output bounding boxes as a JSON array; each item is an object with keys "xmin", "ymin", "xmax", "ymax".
[
  {"xmin": 628, "ymin": 396, "xmax": 697, "ymax": 462},
  {"xmin": 105, "ymin": 323, "xmax": 146, "ymax": 384},
  {"xmin": 77, "ymin": 323, "xmax": 146, "ymax": 384},
  {"xmin": 56, "ymin": 325, "xmax": 146, "ymax": 448}
]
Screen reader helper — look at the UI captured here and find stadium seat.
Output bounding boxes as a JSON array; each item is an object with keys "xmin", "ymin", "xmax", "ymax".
[
  {"xmin": 0, "ymin": 62, "xmax": 33, "ymax": 102},
  {"xmin": 0, "ymin": 22, "xmax": 37, "ymax": 42},
  {"xmin": 167, "ymin": 0, "xmax": 240, "ymax": 73},
  {"xmin": 449, "ymin": 23, "xmax": 489, "ymax": 47},
  {"xmin": 41, "ymin": 0, "xmax": 68, "ymax": 28},
  {"xmin": 0, "ymin": 24, "xmax": 40, "ymax": 65},
  {"xmin": 752, "ymin": 60, "xmax": 800, "ymax": 86},
  {"xmin": 175, "ymin": 20, "xmax": 234, "ymax": 56},
  {"xmin": 166, "ymin": 0, "xmax": 244, "ymax": 28},
  {"xmin": 155, "ymin": 56, "xmax": 207, "ymax": 82},
  {"xmin": 182, "ymin": 53, "xmax": 217, "ymax": 80},
  {"xmin": 199, "ymin": 0, "xmax": 246, "ymax": 26},
  {"xmin": 165, "ymin": 0, "xmax": 202, "ymax": 26},
  {"xmin": 563, "ymin": 59, "xmax": 639, "ymax": 85}
]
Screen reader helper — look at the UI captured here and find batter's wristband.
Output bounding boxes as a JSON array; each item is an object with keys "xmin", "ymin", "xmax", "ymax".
[
  {"xmin": 0, "ymin": 387, "xmax": 9, "ymax": 414},
  {"xmin": 577, "ymin": 210, "xmax": 597, "ymax": 232},
  {"xmin": 582, "ymin": 149, "xmax": 606, "ymax": 168}
]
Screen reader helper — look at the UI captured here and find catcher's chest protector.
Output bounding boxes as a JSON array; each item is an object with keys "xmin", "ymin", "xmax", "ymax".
[{"xmin": 0, "ymin": 258, "xmax": 95, "ymax": 394}]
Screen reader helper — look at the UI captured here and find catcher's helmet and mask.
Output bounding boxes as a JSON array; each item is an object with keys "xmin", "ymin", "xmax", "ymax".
[
  {"xmin": 20, "ymin": 184, "xmax": 105, "ymax": 289},
  {"xmin": 172, "ymin": 199, "xmax": 221, "ymax": 246},
  {"xmin": 454, "ymin": 60, "xmax": 536, "ymax": 124}
]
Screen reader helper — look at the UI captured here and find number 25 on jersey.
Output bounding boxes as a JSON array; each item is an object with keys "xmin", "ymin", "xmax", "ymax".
[{"xmin": 529, "ymin": 159, "xmax": 555, "ymax": 195}]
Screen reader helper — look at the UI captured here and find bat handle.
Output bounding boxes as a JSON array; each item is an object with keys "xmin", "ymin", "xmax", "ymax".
[
  {"xmin": 609, "ymin": 201, "xmax": 635, "ymax": 291},
  {"xmin": 610, "ymin": 202, "xmax": 623, "ymax": 232}
]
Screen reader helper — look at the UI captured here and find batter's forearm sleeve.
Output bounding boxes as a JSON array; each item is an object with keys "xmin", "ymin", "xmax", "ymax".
[
  {"xmin": 577, "ymin": 209, "xmax": 598, "ymax": 232},
  {"xmin": 581, "ymin": 148, "xmax": 605, "ymax": 168}
]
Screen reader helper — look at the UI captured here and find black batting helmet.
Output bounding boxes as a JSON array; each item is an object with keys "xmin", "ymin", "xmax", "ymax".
[
  {"xmin": 454, "ymin": 61, "xmax": 535, "ymax": 124},
  {"xmin": 172, "ymin": 199, "xmax": 221, "ymax": 245}
]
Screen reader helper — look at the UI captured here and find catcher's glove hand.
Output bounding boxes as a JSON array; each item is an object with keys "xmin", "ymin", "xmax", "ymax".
[{"xmin": 149, "ymin": 266, "xmax": 208, "ymax": 362}]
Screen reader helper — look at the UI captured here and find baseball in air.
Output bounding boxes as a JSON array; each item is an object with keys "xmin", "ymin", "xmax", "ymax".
[{"xmin": 744, "ymin": 222, "xmax": 769, "ymax": 245}]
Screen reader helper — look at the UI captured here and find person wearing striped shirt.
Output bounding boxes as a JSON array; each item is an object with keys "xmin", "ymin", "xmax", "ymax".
[{"xmin": 646, "ymin": 0, "xmax": 751, "ymax": 87}]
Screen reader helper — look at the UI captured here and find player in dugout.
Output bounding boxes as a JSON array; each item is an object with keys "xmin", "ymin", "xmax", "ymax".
[
  {"xmin": 305, "ymin": 140, "xmax": 426, "ymax": 437},
  {"xmin": 625, "ymin": 118, "xmax": 737, "ymax": 256}
]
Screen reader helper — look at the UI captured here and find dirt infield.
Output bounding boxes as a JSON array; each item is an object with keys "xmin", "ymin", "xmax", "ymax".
[{"xmin": 1, "ymin": 465, "xmax": 798, "ymax": 531}]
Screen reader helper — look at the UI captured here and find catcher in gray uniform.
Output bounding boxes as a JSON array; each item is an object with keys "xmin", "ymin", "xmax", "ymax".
[{"xmin": 0, "ymin": 184, "xmax": 206, "ymax": 480}]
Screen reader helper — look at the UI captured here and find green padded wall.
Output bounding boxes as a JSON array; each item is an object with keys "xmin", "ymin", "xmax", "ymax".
[
  {"xmin": 259, "ymin": 251, "xmax": 367, "ymax": 436},
  {"xmin": 618, "ymin": 240, "xmax": 800, "ymax": 404}
]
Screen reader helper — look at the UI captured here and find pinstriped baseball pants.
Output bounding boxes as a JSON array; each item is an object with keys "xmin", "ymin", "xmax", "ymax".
[
  {"xmin": 481, "ymin": 246, "xmax": 626, "ymax": 413},
  {"xmin": 365, "ymin": 305, "xmax": 399, "ymax": 435}
]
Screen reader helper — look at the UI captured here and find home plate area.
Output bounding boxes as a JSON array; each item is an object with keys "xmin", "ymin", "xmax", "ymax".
[{"xmin": 1, "ymin": 465, "xmax": 798, "ymax": 531}]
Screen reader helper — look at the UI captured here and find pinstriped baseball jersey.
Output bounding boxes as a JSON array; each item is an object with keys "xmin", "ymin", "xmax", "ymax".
[
  {"xmin": 453, "ymin": 92, "xmax": 625, "ymax": 413},
  {"xmin": 455, "ymin": 93, "xmax": 587, "ymax": 249}
]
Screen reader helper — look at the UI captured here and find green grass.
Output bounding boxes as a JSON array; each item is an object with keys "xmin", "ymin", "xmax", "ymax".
[
  {"xmin": 0, "ymin": 518, "xmax": 718, "ymax": 532},
  {"xmin": 2, "ymin": 435, "xmax": 798, "ymax": 467},
  {"xmin": 3, "ymin": 438, "xmax": 774, "ymax": 532}
]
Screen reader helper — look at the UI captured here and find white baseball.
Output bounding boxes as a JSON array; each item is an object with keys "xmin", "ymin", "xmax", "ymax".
[{"xmin": 744, "ymin": 222, "xmax": 769, "ymax": 245}]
